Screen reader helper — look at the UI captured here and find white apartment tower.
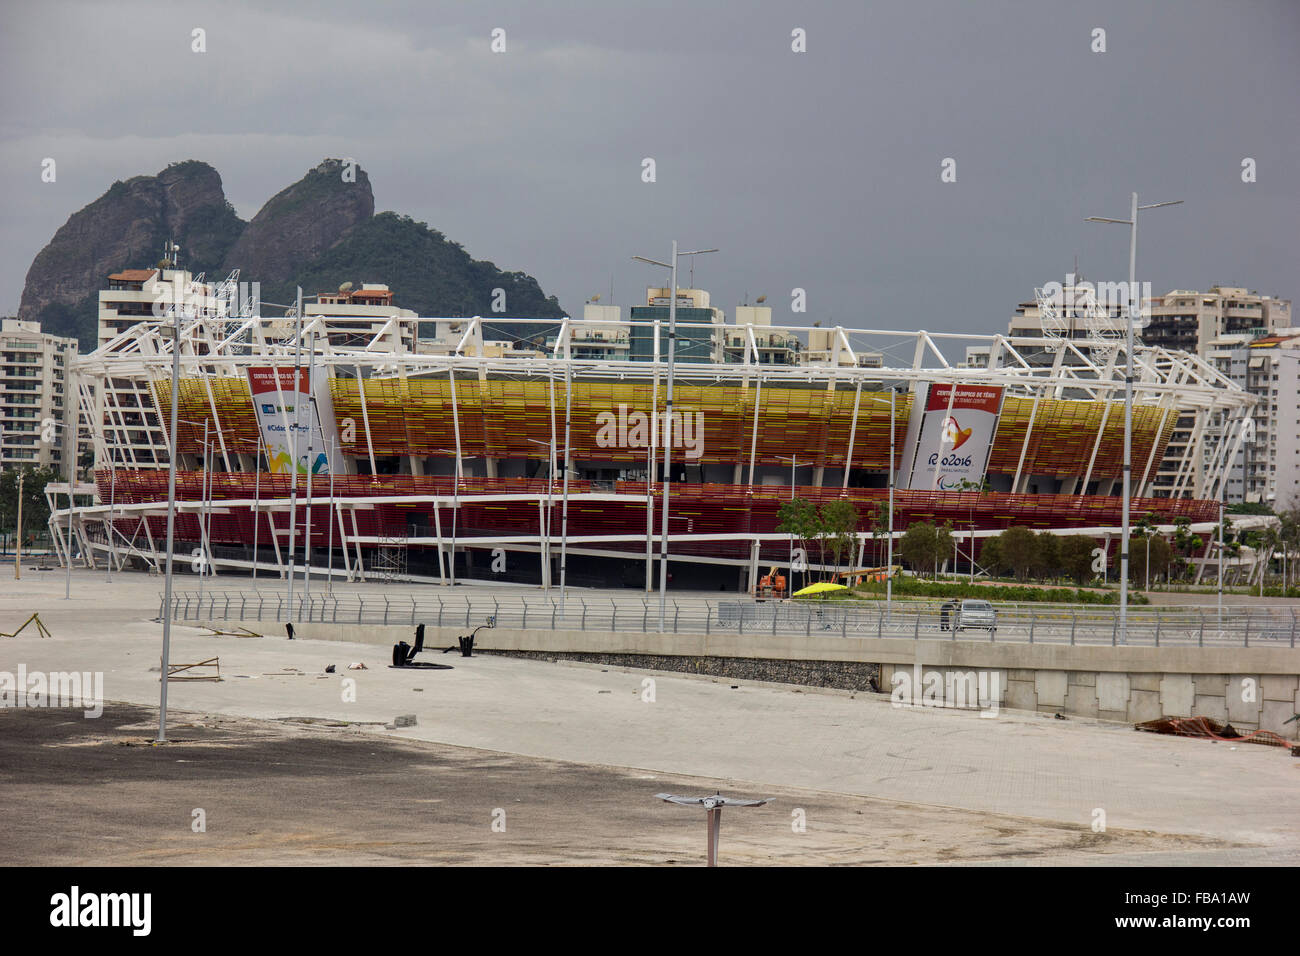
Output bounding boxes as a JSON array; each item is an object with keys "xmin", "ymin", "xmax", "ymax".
[{"xmin": 0, "ymin": 318, "xmax": 83, "ymax": 472}]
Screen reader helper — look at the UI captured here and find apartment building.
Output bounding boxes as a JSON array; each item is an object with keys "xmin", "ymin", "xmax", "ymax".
[
  {"xmin": 629, "ymin": 287, "xmax": 726, "ymax": 363},
  {"xmin": 1143, "ymin": 287, "xmax": 1292, "ymax": 356},
  {"xmin": 306, "ymin": 284, "xmax": 419, "ymax": 351},
  {"xmin": 1143, "ymin": 288, "xmax": 1292, "ymax": 500},
  {"xmin": 1206, "ymin": 332, "xmax": 1300, "ymax": 507},
  {"xmin": 722, "ymin": 305, "xmax": 802, "ymax": 365},
  {"xmin": 0, "ymin": 318, "xmax": 84, "ymax": 472},
  {"xmin": 95, "ymin": 267, "xmax": 232, "ymax": 468}
]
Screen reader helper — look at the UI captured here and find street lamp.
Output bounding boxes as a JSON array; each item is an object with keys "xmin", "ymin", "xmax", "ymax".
[
  {"xmin": 633, "ymin": 243, "xmax": 718, "ymax": 632},
  {"xmin": 858, "ymin": 390, "xmax": 899, "ymax": 621},
  {"xmin": 156, "ymin": 305, "xmax": 184, "ymax": 743},
  {"xmin": 525, "ymin": 437, "xmax": 557, "ymax": 590},
  {"xmin": 41, "ymin": 412, "xmax": 85, "ymax": 600},
  {"xmin": 173, "ymin": 417, "xmax": 215, "ymax": 595},
  {"xmin": 1086, "ymin": 194, "xmax": 1183, "ymax": 644},
  {"xmin": 286, "ymin": 288, "xmax": 304, "ymax": 618},
  {"xmin": 435, "ymin": 448, "xmax": 482, "ymax": 587},
  {"xmin": 105, "ymin": 436, "xmax": 119, "ymax": 583},
  {"xmin": 774, "ymin": 454, "xmax": 800, "ymax": 594},
  {"xmin": 221, "ymin": 433, "xmax": 266, "ymax": 582}
]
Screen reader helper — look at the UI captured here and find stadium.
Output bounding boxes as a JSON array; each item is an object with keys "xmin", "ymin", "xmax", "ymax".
[{"xmin": 53, "ymin": 304, "xmax": 1253, "ymax": 593}]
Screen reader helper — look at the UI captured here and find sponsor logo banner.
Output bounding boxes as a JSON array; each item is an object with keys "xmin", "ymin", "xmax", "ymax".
[
  {"xmin": 904, "ymin": 384, "xmax": 1004, "ymax": 490},
  {"xmin": 246, "ymin": 366, "xmax": 342, "ymax": 475}
]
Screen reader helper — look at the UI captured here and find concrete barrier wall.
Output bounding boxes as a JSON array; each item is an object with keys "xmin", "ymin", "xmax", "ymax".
[{"xmin": 259, "ymin": 622, "xmax": 1300, "ymax": 738}]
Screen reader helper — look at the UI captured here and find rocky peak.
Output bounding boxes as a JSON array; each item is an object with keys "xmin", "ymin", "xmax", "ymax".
[{"xmin": 221, "ymin": 158, "xmax": 373, "ymax": 283}]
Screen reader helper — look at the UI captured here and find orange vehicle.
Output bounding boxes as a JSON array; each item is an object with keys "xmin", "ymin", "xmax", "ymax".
[{"xmin": 755, "ymin": 566, "xmax": 787, "ymax": 600}]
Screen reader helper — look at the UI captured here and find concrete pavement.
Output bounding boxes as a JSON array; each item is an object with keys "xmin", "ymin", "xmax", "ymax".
[{"xmin": 2, "ymin": 569, "xmax": 1297, "ymax": 865}]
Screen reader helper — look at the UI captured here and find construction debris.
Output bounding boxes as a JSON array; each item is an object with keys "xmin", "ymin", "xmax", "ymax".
[
  {"xmin": 1136, "ymin": 715, "xmax": 1292, "ymax": 748},
  {"xmin": 162, "ymin": 658, "xmax": 222, "ymax": 682},
  {"xmin": 1, "ymin": 613, "xmax": 52, "ymax": 639}
]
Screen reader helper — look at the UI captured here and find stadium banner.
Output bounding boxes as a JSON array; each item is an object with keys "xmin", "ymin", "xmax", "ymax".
[
  {"xmin": 903, "ymin": 383, "xmax": 1005, "ymax": 490},
  {"xmin": 246, "ymin": 366, "xmax": 344, "ymax": 476}
]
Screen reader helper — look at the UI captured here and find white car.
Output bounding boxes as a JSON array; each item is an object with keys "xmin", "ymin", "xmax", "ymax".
[{"xmin": 941, "ymin": 599, "xmax": 997, "ymax": 634}]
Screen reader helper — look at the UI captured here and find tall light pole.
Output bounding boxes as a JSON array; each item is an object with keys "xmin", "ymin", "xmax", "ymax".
[
  {"xmin": 863, "ymin": 391, "xmax": 898, "ymax": 620},
  {"xmin": 13, "ymin": 468, "xmax": 21, "ymax": 580},
  {"xmin": 198, "ymin": 419, "xmax": 209, "ymax": 608},
  {"xmin": 303, "ymin": 331, "xmax": 317, "ymax": 600},
  {"xmin": 633, "ymin": 244, "xmax": 717, "ymax": 631},
  {"xmin": 1218, "ymin": 498, "xmax": 1225, "ymax": 629},
  {"xmin": 156, "ymin": 302, "xmax": 183, "ymax": 743},
  {"xmin": 775, "ymin": 454, "xmax": 800, "ymax": 593},
  {"xmin": 286, "ymin": 288, "xmax": 303, "ymax": 617},
  {"xmin": 436, "ymin": 448, "xmax": 481, "ymax": 587},
  {"xmin": 525, "ymin": 438, "xmax": 556, "ymax": 590},
  {"xmin": 105, "ymin": 438, "xmax": 117, "ymax": 583},
  {"xmin": 63, "ymin": 412, "xmax": 75, "ymax": 599},
  {"xmin": 1086, "ymin": 194, "xmax": 1182, "ymax": 644},
  {"xmin": 560, "ymin": 355, "xmax": 572, "ymax": 608}
]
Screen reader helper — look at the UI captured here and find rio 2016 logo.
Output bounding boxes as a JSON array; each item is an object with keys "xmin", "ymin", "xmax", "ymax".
[{"xmin": 929, "ymin": 453, "xmax": 972, "ymax": 468}]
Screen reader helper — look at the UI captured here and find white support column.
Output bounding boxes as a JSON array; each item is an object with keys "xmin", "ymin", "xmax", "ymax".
[
  {"xmin": 1138, "ymin": 401, "xmax": 1175, "ymax": 497},
  {"xmin": 201, "ymin": 375, "xmax": 232, "ymax": 471},
  {"xmin": 335, "ymin": 503, "xmax": 353, "ymax": 582},
  {"xmin": 265, "ymin": 508, "xmax": 284, "ymax": 579},
  {"xmin": 1080, "ymin": 401, "xmax": 1114, "ymax": 496},
  {"xmin": 746, "ymin": 376, "xmax": 762, "ymax": 487},
  {"xmin": 843, "ymin": 380, "xmax": 862, "ymax": 490},
  {"xmin": 538, "ymin": 498, "xmax": 550, "ymax": 589},
  {"xmin": 355, "ymin": 364, "xmax": 377, "ymax": 475},
  {"xmin": 1011, "ymin": 386, "xmax": 1043, "ymax": 494},
  {"xmin": 432, "ymin": 501, "xmax": 446, "ymax": 584},
  {"xmin": 349, "ymin": 509, "xmax": 365, "ymax": 581},
  {"xmin": 141, "ymin": 515, "xmax": 159, "ymax": 570}
]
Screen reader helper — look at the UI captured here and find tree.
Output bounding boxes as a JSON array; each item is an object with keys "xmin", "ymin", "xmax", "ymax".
[
  {"xmin": 899, "ymin": 522, "xmax": 937, "ymax": 578},
  {"xmin": 0, "ymin": 466, "xmax": 57, "ymax": 543},
  {"xmin": 818, "ymin": 499, "xmax": 860, "ymax": 582},
  {"xmin": 998, "ymin": 526, "xmax": 1038, "ymax": 582},
  {"xmin": 1059, "ymin": 535, "xmax": 1098, "ymax": 585},
  {"xmin": 1032, "ymin": 532, "xmax": 1060, "ymax": 582},
  {"xmin": 933, "ymin": 521, "xmax": 954, "ymax": 577},
  {"xmin": 776, "ymin": 497, "xmax": 819, "ymax": 585},
  {"xmin": 1172, "ymin": 516, "xmax": 1204, "ymax": 582},
  {"xmin": 1279, "ymin": 504, "xmax": 1300, "ymax": 590},
  {"xmin": 978, "ymin": 534, "xmax": 1006, "ymax": 577},
  {"xmin": 869, "ymin": 499, "xmax": 892, "ymax": 567},
  {"xmin": 1129, "ymin": 534, "xmax": 1172, "ymax": 587}
]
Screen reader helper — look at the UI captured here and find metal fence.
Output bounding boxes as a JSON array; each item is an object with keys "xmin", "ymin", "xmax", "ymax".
[{"xmin": 161, "ymin": 589, "xmax": 1299, "ymax": 648}]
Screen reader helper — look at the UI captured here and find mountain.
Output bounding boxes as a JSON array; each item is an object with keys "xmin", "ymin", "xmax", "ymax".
[
  {"xmin": 17, "ymin": 160, "xmax": 243, "ymax": 347},
  {"xmin": 221, "ymin": 158, "xmax": 372, "ymax": 283},
  {"xmin": 18, "ymin": 159, "xmax": 567, "ymax": 350},
  {"xmin": 257, "ymin": 211, "xmax": 566, "ymax": 334}
]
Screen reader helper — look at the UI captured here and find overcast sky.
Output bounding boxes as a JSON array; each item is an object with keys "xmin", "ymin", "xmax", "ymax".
[{"xmin": 2, "ymin": 0, "xmax": 1297, "ymax": 339}]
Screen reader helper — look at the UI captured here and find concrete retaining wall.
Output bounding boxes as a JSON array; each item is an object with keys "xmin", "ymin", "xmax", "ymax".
[{"xmin": 255, "ymin": 621, "xmax": 1300, "ymax": 738}]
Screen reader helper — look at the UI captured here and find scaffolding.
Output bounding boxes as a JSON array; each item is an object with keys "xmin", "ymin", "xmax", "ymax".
[{"xmin": 372, "ymin": 525, "xmax": 409, "ymax": 583}]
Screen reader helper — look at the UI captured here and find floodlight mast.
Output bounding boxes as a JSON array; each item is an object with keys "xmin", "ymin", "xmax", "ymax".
[
  {"xmin": 1085, "ymin": 194, "xmax": 1182, "ymax": 644},
  {"xmin": 632, "ymin": 244, "xmax": 717, "ymax": 632},
  {"xmin": 156, "ymin": 301, "xmax": 183, "ymax": 744}
]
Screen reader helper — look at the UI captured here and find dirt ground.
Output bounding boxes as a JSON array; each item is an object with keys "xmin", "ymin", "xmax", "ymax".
[{"xmin": 0, "ymin": 703, "xmax": 1236, "ymax": 866}]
